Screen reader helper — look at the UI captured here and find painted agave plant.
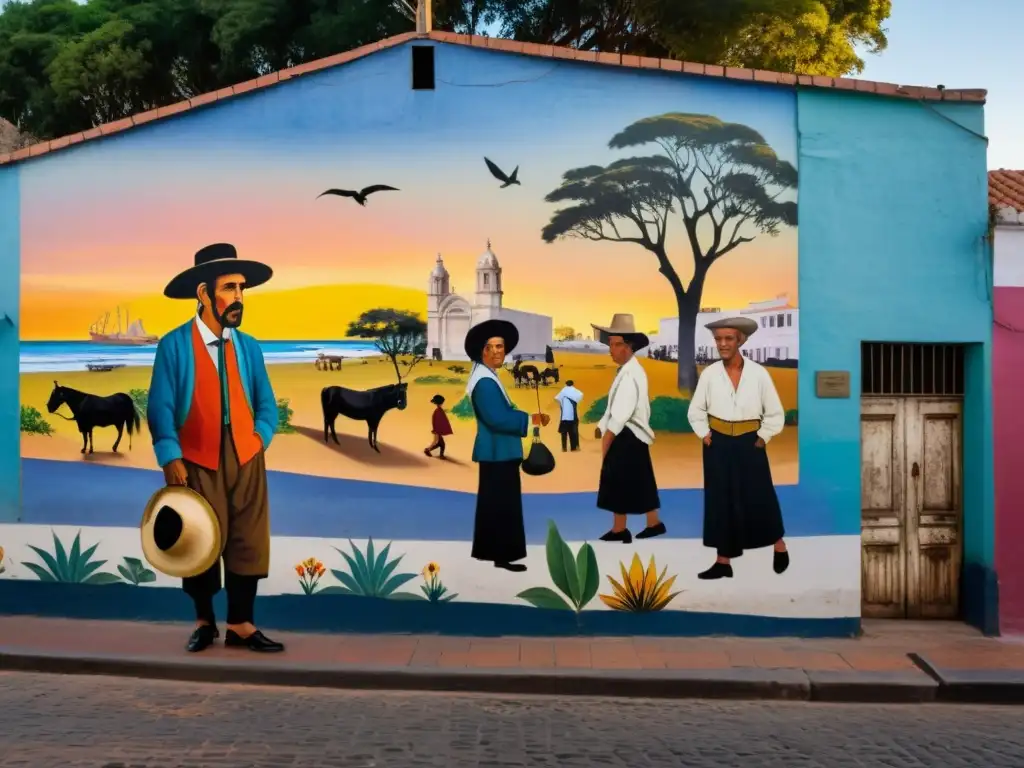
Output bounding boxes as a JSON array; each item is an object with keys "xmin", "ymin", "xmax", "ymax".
[
  {"xmin": 319, "ymin": 538, "xmax": 421, "ymax": 599},
  {"xmin": 21, "ymin": 530, "xmax": 121, "ymax": 584},
  {"xmin": 599, "ymin": 554, "xmax": 682, "ymax": 612}
]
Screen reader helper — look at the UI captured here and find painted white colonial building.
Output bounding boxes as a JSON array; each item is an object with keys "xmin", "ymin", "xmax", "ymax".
[
  {"xmin": 652, "ymin": 296, "xmax": 800, "ymax": 363},
  {"xmin": 426, "ymin": 241, "xmax": 554, "ymax": 361}
]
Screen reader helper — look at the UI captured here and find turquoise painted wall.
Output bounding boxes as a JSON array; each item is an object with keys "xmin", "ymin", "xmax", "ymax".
[
  {"xmin": 796, "ymin": 90, "xmax": 994, "ymax": 629},
  {"xmin": 0, "ymin": 165, "xmax": 19, "ymax": 522}
]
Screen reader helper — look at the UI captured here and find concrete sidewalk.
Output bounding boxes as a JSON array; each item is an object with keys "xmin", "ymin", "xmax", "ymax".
[{"xmin": 1, "ymin": 616, "xmax": 1022, "ymax": 704}]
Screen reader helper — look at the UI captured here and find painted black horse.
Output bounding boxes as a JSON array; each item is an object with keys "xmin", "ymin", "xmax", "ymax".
[
  {"xmin": 46, "ymin": 381, "xmax": 141, "ymax": 454},
  {"xmin": 321, "ymin": 382, "xmax": 408, "ymax": 453}
]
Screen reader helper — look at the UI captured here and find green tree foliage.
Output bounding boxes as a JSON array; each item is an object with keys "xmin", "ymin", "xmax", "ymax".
[
  {"xmin": 346, "ymin": 307, "xmax": 427, "ymax": 383},
  {"xmin": 542, "ymin": 113, "xmax": 797, "ymax": 393},
  {"xmin": 0, "ymin": 0, "xmax": 889, "ymax": 141}
]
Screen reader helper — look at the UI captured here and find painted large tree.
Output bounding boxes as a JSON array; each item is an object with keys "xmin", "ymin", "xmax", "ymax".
[{"xmin": 541, "ymin": 113, "xmax": 797, "ymax": 394}]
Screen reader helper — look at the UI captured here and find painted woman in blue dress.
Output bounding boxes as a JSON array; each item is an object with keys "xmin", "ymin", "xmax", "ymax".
[{"xmin": 464, "ymin": 319, "xmax": 550, "ymax": 572}]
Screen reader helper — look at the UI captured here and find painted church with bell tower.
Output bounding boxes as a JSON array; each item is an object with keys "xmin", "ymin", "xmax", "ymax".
[{"xmin": 426, "ymin": 240, "xmax": 554, "ymax": 362}]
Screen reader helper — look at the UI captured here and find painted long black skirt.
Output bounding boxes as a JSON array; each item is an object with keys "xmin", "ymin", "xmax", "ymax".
[
  {"xmin": 702, "ymin": 430, "xmax": 785, "ymax": 558},
  {"xmin": 471, "ymin": 460, "xmax": 527, "ymax": 564},
  {"xmin": 597, "ymin": 427, "xmax": 661, "ymax": 515}
]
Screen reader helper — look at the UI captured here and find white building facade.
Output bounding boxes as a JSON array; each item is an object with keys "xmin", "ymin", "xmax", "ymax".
[
  {"xmin": 652, "ymin": 296, "xmax": 800, "ymax": 363},
  {"xmin": 426, "ymin": 241, "xmax": 554, "ymax": 361}
]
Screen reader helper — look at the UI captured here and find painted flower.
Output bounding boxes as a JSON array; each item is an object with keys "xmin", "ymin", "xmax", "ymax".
[
  {"xmin": 0, "ymin": 545, "xmax": 5, "ymax": 575},
  {"xmin": 599, "ymin": 554, "xmax": 682, "ymax": 613},
  {"xmin": 295, "ymin": 557, "xmax": 327, "ymax": 595},
  {"xmin": 422, "ymin": 562, "xmax": 440, "ymax": 579}
]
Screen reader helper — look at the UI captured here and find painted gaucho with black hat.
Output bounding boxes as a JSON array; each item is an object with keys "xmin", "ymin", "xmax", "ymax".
[
  {"xmin": 463, "ymin": 318, "xmax": 550, "ymax": 572},
  {"xmin": 147, "ymin": 243, "xmax": 284, "ymax": 654}
]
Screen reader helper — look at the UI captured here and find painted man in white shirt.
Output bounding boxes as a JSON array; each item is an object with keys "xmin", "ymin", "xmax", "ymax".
[
  {"xmin": 554, "ymin": 380, "xmax": 584, "ymax": 452},
  {"xmin": 687, "ymin": 316, "xmax": 790, "ymax": 580},
  {"xmin": 591, "ymin": 314, "xmax": 666, "ymax": 543}
]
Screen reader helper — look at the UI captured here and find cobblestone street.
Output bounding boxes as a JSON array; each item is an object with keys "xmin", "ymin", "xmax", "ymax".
[{"xmin": 0, "ymin": 672, "xmax": 1022, "ymax": 767}]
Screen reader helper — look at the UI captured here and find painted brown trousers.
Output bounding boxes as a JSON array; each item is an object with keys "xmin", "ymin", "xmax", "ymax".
[{"xmin": 182, "ymin": 426, "xmax": 270, "ymax": 613}]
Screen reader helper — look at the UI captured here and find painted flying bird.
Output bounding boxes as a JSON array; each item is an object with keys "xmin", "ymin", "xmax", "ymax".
[
  {"xmin": 484, "ymin": 157, "xmax": 520, "ymax": 188},
  {"xmin": 317, "ymin": 185, "xmax": 399, "ymax": 206}
]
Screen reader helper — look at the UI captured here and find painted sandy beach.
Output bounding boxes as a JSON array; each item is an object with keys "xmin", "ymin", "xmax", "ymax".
[{"xmin": 21, "ymin": 349, "xmax": 799, "ymax": 494}]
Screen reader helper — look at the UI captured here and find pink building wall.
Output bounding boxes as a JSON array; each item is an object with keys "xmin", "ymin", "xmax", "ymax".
[{"xmin": 994, "ymin": 225, "xmax": 1024, "ymax": 635}]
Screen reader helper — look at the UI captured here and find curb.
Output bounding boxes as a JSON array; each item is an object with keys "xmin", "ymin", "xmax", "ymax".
[
  {"xmin": 0, "ymin": 646, "xmax": 965, "ymax": 704},
  {"xmin": 910, "ymin": 653, "xmax": 1024, "ymax": 705}
]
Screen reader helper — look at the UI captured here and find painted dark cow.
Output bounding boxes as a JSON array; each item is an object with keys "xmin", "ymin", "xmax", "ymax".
[
  {"xmin": 46, "ymin": 381, "xmax": 141, "ymax": 454},
  {"xmin": 321, "ymin": 382, "xmax": 408, "ymax": 453}
]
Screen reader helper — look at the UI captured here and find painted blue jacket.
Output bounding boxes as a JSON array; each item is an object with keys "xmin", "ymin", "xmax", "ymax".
[
  {"xmin": 147, "ymin": 319, "xmax": 277, "ymax": 468},
  {"xmin": 470, "ymin": 378, "xmax": 529, "ymax": 463}
]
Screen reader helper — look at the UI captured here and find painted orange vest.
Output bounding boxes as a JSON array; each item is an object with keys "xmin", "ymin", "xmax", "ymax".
[{"xmin": 178, "ymin": 322, "xmax": 262, "ymax": 471}]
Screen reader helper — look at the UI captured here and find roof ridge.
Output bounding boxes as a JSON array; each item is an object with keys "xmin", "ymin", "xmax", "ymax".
[{"xmin": 0, "ymin": 29, "xmax": 988, "ymax": 168}]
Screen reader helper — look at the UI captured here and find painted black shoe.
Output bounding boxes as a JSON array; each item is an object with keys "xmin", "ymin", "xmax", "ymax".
[
  {"xmin": 697, "ymin": 562, "xmax": 734, "ymax": 580},
  {"xmin": 186, "ymin": 624, "xmax": 219, "ymax": 653},
  {"xmin": 600, "ymin": 529, "xmax": 632, "ymax": 544},
  {"xmin": 773, "ymin": 550, "xmax": 790, "ymax": 574},
  {"xmin": 224, "ymin": 629, "xmax": 285, "ymax": 653},
  {"xmin": 635, "ymin": 522, "xmax": 667, "ymax": 539},
  {"xmin": 495, "ymin": 561, "xmax": 527, "ymax": 572}
]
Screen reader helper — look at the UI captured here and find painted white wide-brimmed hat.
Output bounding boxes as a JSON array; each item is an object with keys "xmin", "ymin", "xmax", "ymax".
[
  {"xmin": 590, "ymin": 313, "xmax": 650, "ymax": 350},
  {"xmin": 140, "ymin": 486, "xmax": 221, "ymax": 579},
  {"xmin": 704, "ymin": 316, "xmax": 759, "ymax": 337}
]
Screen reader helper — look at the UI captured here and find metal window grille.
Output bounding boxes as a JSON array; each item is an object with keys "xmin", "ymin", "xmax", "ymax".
[{"xmin": 861, "ymin": 343, "xmax": 965, "ymax": 397}]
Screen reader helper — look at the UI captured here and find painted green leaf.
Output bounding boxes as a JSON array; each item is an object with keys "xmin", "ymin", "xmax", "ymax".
[
  {"xmin": 371, "ymin": 541, "xmax": 392, "ymax": 589},
  {"xmin": 544, "ymin": 521, "xmax": 573, "ymax": 601},
  {"xmin": 365, "ymin": 537, "xmax": 378, "ymax": 586},
  {"xmin": 54, "ymin": 532, "xmax": 71, "ymax": 582},
  {"xmin": 122, "ymin": 556, "xmax": 144, "ymax": 568},
  {"xmin": 331, "ymin": 570, "xmax": 363, "ymax": 595},
  {"xmin": 577, "ymin": 543, "xmax": 600, "ymax": 608},
  {"xmin": 137, "ymin": 569, "xmax": 156, "ymax": 584},
  {"xmin": 83, "ymin": 572, "xmax": 122, "ymax": 585},
  {"xmin": 376, "ymin": 552, "xmax": 402, "ymax": 587},
  {"xmin": 516, "ymin": 586, "xmax": 573, "ymax": 611},
  {"xmin": 67, "ymin": 532, "xmax": 82, "ymax": 581},
  {"xmin": 27, "ymin": 545, "xmax": 61, "ymax": 581},
  {"xmin": 420, "ymin": 584, "xmax": 431, "ymax": 599},
  {"xmin": 22, "ymin": 562, "xmax": 56, "ymax": 582},
  {"xmin": 349, "ymin": 539, "xmax": 371, "ymax": 587},
  {"xmin": 80, "ymin": 560, "xmax": 105, "ymax": 580},
  {"xmin": 441, "ymin": 593, "xmax": 458, "ymax": 602},
  {"xmin": 387, "ymin": 592, "xmax": 426, "ymax": 600},
  {"xmin": 379, "ymin": 572, "xmax": 416, "ymax": 596},
  {"xmin": 336, "ymin": 549, "xmax": 363, "ymax": 588},
  {"xmin": 76, "ymin": 542, "xmax": 101, "ymax": 581},
  {"xmin": 316, "ymin": 586, "xmax": 353, "ymax": 595},
  {"xmin": 117, "ymin": 565, "xmax": 135, "ymax": 584}
]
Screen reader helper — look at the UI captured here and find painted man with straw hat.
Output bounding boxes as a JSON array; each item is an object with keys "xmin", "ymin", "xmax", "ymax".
[
  {"xmin": 146, "ymin": 243, "xmax": 284, "ymax": 653},
  {"xmin": 591, "ymin": 314, "xmax": 666, "ymax": 543},
  {"xmin": 687, "ymin": 316, "xmax": 789, "ymax": 580}
]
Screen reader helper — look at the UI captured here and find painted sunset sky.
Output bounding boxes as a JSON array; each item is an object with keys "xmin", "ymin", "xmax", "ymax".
[{"xmin": 18, "ymin": 44, "xmax": 798, "ymax": 341}]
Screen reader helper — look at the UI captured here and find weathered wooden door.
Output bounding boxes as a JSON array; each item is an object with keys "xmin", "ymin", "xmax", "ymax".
[{"xmin": 861, "ymin": 397, "xmax": 962, "ymax": 618}]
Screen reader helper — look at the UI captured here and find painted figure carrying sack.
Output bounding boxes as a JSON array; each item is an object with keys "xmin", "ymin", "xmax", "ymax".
[{"xmin": 521, "ymin": 378, "xmax": 555, "ymax": 477}]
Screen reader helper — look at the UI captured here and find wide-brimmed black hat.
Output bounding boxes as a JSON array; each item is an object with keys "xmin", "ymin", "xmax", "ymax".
[
  {"xmin": 464, "ymin": 318, "xmax": 519, "ymax": 362},
  {"xmin": 430, "ymin": 394, "xmax": 445, "ymax": 405},
  {"xmin": 164, "ymin": 243, "xmax": 274, "ymax": 300}
]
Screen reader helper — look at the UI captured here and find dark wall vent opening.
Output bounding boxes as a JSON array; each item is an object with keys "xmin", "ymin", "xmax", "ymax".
[
  {"xmin": 412, "ymin": 46, "xmax": 435, "ymax": 90},
  {"xmin": 861, "ymin": 342, "xmax": 965, "ymax": 397}
]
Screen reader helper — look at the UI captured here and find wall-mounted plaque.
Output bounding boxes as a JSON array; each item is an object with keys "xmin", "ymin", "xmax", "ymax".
[{"xmin": 815, "ymin": 370, "xmax": 851, "ymax": 399}]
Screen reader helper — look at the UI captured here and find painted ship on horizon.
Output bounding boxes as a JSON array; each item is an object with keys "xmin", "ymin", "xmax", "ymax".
[{"xmin": 88, "ymin": 307, "xmax": 159, "ymax": 346}]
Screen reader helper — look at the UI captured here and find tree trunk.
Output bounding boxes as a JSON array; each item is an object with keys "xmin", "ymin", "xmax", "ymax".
[
  {"xmin": 675, "ymin": 301, "xmax": 699, "ymax": 395},
  {"xmin": 674, "ymin": 268, "xmax": 709, "ymax": 396}
]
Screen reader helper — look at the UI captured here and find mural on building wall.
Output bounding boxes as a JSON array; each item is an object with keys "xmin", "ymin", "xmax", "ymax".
[{"xmin": 4, "ymin": 47, "xmax": 832, "ymax": 635}]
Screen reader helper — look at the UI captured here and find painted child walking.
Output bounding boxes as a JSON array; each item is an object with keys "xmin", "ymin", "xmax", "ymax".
[{"xmin": 425, "ymin": 394, "xmax": 453, "ymax": 459}]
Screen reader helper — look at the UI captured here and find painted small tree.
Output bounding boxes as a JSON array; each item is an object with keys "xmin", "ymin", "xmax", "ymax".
[
  {"xmin": 542, "ymin": 113, "xmax": 798, "ymax": 393},
  {"xmin": 346, "ymin": 308, "xmax": 427, "ymax": 384}
]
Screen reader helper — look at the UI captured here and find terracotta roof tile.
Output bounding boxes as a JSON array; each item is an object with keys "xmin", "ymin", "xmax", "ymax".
[
  {"xmin": 990, "ymin": 170, "xmax": 1024, "ymax": 224},
  {"xmin": 0, "ymin": 30, "xmax": 988, "ymax": 169}
]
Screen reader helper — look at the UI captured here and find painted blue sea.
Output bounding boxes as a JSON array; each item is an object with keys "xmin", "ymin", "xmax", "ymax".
[{"xmin": 19, "ymin": 340, "xmax": 381, "ymax": 374}]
